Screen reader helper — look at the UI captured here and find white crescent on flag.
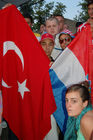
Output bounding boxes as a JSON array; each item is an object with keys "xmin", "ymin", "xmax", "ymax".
[
  {"xmin": 2, "ymin": 41, "xmax": 30, "ymax": 99},
  {"xmin": 2, "ymin": 79, "xmax": 11, "ymax": 88},
  {"xmin": 3, "ymin": 41, "xmax": 24, "ymax": 70},
  {"xmin": 2, "ymin": 41, "xmax": 24, "ymax": 88}
]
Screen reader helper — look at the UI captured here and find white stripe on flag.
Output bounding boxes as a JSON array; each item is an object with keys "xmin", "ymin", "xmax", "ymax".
[{"xmin": 51, "ymin": 48, "xmax": 86, "ymax": 87}]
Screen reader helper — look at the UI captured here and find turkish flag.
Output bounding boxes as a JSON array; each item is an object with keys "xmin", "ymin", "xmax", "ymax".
[{"xmin": 0, "ymin": 5, "xmax": 56, "ymax": 140}]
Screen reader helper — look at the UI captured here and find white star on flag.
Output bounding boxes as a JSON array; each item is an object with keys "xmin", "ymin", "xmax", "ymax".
[{"xmin": 18, "ymin": 80, "xmax": 30, "ymax": 99}]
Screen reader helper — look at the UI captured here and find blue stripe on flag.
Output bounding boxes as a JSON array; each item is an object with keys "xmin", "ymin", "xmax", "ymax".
[{"xmin": 49, "ymin": 69, "xmax": 68, "ymax": 133}]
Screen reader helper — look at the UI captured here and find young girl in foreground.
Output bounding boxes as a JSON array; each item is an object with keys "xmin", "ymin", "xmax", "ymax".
[{"xmin": 64, "ymin": 83, "xmax": 93, "ymax": 140}]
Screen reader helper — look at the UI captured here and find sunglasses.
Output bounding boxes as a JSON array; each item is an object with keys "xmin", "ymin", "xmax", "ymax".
[{"xmin": 59, "ymin": 37, "xmax": 71, "ymax": 44}]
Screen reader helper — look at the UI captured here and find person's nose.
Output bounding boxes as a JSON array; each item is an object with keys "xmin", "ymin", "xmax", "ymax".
[
  {"xmin": 51, "ymin": 26, "xmax": 54, "ymax": 30},
  {"xmin": 46, "ymin": 44, "xmax": 50, "ymax": 49},
  {"xmin": 66, "ymin": 101, "xmax": 72, "ymax": 108},
  {"xmin": 63, "ymin": 39, "xmax": 66, "ymax": 43}
]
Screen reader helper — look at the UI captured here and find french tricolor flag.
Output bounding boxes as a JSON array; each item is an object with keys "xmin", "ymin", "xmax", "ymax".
[{"xmin": 49, "ymin": 24, "xmax": 93, "ymax": 133}]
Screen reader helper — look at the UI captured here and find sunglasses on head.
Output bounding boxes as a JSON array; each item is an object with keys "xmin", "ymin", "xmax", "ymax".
[{"xmin": 59, "ymin": 37, "xmax": 71, "ymax": 44}]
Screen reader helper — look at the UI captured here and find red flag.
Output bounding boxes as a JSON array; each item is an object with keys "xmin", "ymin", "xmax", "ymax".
[
  {"xmin": 88, "ymin": 27, "xmax": 93, "ymax": 105},
  {"xmin": 68, "ymin": 24, "xmax": 93, "ymax": 104},
  {"xmin": 0, "ymin": 5, "xmax": 56, "ymax": 140}
]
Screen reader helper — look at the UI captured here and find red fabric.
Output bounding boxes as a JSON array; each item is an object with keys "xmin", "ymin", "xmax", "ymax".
[
  {"xmin": 68, "ymin": 24, "xmax": 93, "ymax": 105},
  {"xmin": 88, "ymin": 30, "xmax": 93, "ymax": 105},
  {"xmin": 40, "ymin": 33, "xmax": 54, "ymax": 42},
  {"xmin": 0, "ymin": 5, "xmax": 56, "ymax": 140}
]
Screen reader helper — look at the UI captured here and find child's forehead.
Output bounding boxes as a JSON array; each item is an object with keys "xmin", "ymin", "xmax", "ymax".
[{"xmin": 66, "ymin": 91, "xmax": 81, "ymax": 98}]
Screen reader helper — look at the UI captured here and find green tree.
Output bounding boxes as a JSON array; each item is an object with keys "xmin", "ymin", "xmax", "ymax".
[
  {"xmin": 74, "ymin": 0, "xmax": 89, "ymax": 22},
  {"xmin": 33, "ymin": 1, "xmax": 54, "ymax": 32},
  {"xmin": 53, "ymin": 2, "xmax": 66, "ymax": 16},
  {"xmin": 19, "ymin": 0, "xmax": 66, "ymax": 32}
]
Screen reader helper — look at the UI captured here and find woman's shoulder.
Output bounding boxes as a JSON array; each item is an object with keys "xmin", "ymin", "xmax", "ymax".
[
  {"xmin": 81, "ymin": 110, "xmax": 93, "ymax": 125},
  {"xmin": 80, "ymin": 110, "xmax": 93, "ymax": 139}
]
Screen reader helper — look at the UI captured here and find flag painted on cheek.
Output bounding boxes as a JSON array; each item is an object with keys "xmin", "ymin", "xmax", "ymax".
[
  {"xmin": 0, "ymin": 5, "xmax": 56, "ymax": 140},
  {"xmin": 49, "ymin": 24, "xmax": 93, "ymax": 133}
]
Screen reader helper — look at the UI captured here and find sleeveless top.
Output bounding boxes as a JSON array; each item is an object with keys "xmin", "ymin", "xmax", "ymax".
[
  {"xmin": 64, "ymin": 105, "xmax": 92, "ymax": 140},
  {"xmin": 77, "ymin": 125, "xmax": 85, "ymax": 140}
]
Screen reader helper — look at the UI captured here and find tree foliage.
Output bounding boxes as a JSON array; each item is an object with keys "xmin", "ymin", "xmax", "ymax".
[
  {"xmin": 53, "ymin": 2, "xmax": 66, "ymax": 16},
  {"xmin": 74, "ymin": 0, "xmax": 89, "ymax": 22},
  {"xmin": 19, "ymin": 0, "xmax": 66, "ymax": 32}
]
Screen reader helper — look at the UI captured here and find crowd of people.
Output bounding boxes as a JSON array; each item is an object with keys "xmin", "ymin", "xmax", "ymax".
[{"xmin": 0, "ymin": 0, "xmax": 93, "ymax": 140}]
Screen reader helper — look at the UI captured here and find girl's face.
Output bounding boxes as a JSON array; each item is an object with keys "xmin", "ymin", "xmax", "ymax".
[
  {"xmin": 65, "ymin": 91, "xmax": 87, "ymax": 118},
  {"xmin": 59, "ymin": 34, "xmax": 71, "ymax": 50}
]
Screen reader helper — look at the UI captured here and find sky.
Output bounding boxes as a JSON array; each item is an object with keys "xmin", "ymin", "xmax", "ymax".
[{"xmin": 46, "ymin": 0, "xmax": 82, "ymax": 20}]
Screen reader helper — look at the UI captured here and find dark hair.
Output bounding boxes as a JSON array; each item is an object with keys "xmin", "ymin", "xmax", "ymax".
[
  {"xmin": 23, "ymin": 13, "xmax": 33, "ymax": 23},
  {"xmin": 66, "ymin": 82, "xmax": 91, "ymax": 105},
  {"xmin": 40, "ymin": 23, "xmax": 45, "ymax": 26},
  {"xmin": 59, "ymin": 32, "xmax": 71, "ymax": 39},
  {"xmin": 76, "ymin": 22, "xmax": 83, "ymax": 28},
  {"xmin": 87, "ymin": 0, "xmax": 93, "ymax": 7},
  {"xmin": 51, "ymin": 14, "xmax": 64, "ymax": 20}
]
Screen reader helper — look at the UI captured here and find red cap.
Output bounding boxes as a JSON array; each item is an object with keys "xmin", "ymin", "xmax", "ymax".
[{"xmin": 40, "ymin": 33, "xmax": 54, "ymax": 42}]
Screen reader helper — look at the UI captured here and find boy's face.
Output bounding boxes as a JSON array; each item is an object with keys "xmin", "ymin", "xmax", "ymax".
[
  {"xmin": 88, "ymin": 4, "xmax": 93, "ymax": 19},
  {"xmin": 40, "ymin": 38, "xmax": 54, "ymax": 58},
  {"xmin": 46, "ymin": 20, "xmax": 59, "ymax": 36}
]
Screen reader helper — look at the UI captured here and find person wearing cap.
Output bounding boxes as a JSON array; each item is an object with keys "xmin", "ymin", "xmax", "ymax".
[
  {"xmin": 59, "ymin": 29, "xmax": 75, "ymax": 51},
  {"xmin": 40, "ymin": 33, "xmax": 59, "ymax": 140},
  {"xmin": 40, "ymin": 33, "xmax": 55, "ymax": 62}
]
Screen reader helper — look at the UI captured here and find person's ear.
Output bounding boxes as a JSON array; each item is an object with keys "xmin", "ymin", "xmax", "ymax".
[{"xmin": 83, "ymin": 100, "xmax": 88, "ymax": 108}]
